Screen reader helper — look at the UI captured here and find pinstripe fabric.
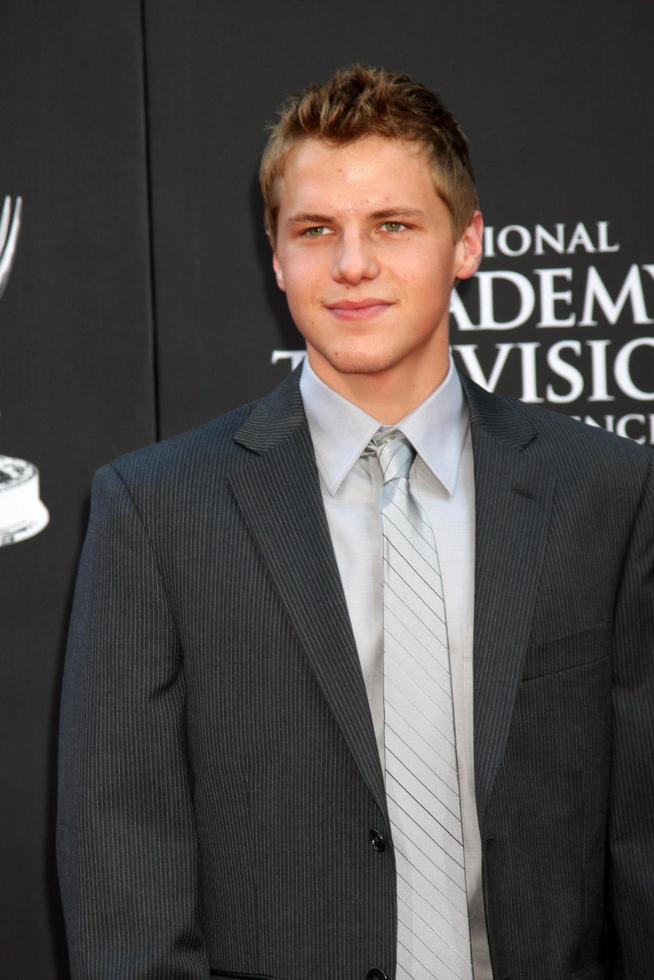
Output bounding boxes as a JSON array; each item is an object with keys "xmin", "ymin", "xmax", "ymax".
[{"xmin": 58, "ymin": 367, "xmax": 654, "ymax": 979}]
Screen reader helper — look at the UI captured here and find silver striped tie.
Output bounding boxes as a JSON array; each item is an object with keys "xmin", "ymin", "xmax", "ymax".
[{"xmin": 371, "ymin": 429, "xmax": 473, "ymax": 980}]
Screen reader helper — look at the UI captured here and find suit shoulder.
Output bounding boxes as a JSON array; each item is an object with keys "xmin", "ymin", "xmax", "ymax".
[
  {"xmin": 463, "ymin": 375, "xmax": 653, "ymax": 487},
  {"xmin": 521, "ymin": 397, "xmax": 652, "ymax": 467},
  {"xmin": 97, "ymin": 399, "xmax": 258, "ymax": 498}
]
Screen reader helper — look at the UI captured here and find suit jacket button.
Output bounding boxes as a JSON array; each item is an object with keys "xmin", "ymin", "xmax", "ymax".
[
  {"xmin": 369, "ymin": 828, "xmax": 386, "ymax": 852},
  {"xmin": 366, "ymin": 970, "xmax": 389, "ymax": 980}
]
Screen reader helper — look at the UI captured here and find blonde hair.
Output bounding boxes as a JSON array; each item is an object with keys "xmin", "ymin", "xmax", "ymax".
[{"xmin": 259, "ymin": 64, "xmax": 479, "ymax": 246}]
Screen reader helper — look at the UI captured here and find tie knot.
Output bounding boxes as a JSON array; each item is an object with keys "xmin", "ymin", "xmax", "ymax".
[{"xmin": 370, "ymin": 429, "xmax": 415, "ymax": 484}]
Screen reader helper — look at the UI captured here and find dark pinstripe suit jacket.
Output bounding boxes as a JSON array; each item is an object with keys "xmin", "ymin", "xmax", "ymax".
[{"xmin": 57, "ymin": 369, "xmax": 654, "ymax": 980}]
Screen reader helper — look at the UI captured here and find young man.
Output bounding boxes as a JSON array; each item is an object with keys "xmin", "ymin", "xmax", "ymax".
[{"xmin": 58, "ymin": 66, "xmax": 654, "ymax": 979}]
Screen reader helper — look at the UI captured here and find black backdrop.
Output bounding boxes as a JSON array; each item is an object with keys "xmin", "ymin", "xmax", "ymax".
[{"xmin": 1, "ymin": 2, "xmax": 652, "ymax": 976}]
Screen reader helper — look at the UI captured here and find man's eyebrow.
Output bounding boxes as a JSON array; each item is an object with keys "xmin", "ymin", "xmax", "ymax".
[
  {"xmin": 287, "ymin": 207, "xmax": 425, "ymax": 225},
  {"xmin": 287, "ymin": 212, "xmax": 334, "ymax": 225},
  {"xmin": 369, "ymin": 207, "xmax": 425, "ymax": 220}
]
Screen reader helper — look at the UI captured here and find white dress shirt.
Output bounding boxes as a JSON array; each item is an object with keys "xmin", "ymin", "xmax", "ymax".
[{"xmin": 300, "ymin": 355, "xmax": 493, "ymax": 978}]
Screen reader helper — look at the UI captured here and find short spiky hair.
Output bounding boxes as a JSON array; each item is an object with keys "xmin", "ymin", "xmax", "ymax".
[{"xmin": 259, "ymin": 64, "xmax": 479, "ymax": 246}]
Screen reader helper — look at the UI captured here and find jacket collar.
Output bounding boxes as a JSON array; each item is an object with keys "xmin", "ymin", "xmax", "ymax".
[
  {"xmin": 234, "ymin": 364, "xmax": 540, "ymax": 457},
  {"xmin": 231, "ymin": 366, "xmax": 389, "ymax": 821},
  {"xmin": 233, "ymin": 364, "xmax": 554, "ymax": 825},
  {"xmin": 459, "ymin": 371, "xmax": 554, "ymax": 821}
]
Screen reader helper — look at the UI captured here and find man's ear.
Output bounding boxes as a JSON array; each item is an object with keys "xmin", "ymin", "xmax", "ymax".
[
  {"xmin": 454, "ymin": 210, "xmax": 484, "ymax": 282},
  {"xmin": 272, "ymin": 253, "xmax": 286, "ymax": 291}
]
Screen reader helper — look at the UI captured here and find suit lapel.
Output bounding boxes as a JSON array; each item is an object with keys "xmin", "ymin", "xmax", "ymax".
[
  {"xmin": 461, "ymin": 375, "xmax": 555, "ymax": 821},
  {"xmin": 229, "ymin": 369, "xmax": 554, "ymax": 826},
  {"xmin": 229, "ymin": 372, "xmax": 388, "ymax": 820}
]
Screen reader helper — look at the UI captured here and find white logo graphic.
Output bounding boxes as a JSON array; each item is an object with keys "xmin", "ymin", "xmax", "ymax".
[
  {"xmin": 0, "ymin": 455, "xmax": 49, "ymax": 546},
  {"xmin": 271, "ymin": 349, "xmax": 306, "ymax": 370},
  {"xmin": 0, "ymin": 195, "xmax": 22, "ymax": 300},
  {"xmin": 0, "ymin": 195, "xmax": 50, "ymax": 546}
]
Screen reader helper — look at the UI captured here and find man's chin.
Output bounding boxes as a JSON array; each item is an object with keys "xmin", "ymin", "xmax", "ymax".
[{"xmin": 312, "ymin": 348, "xmax": 402, "ymax": 378}]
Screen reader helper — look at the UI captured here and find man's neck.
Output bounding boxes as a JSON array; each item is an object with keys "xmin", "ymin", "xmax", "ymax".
[{"xmin": 305, "ymin": 349, "xmax": 451, "ymax": 424}]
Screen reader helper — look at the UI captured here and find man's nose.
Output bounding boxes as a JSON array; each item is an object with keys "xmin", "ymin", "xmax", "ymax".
[{"xmin": 332, "ymin": 230, "xmax": 380, "ymax": 284}]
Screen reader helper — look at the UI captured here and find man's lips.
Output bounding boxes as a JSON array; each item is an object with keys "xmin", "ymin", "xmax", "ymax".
[{"xmin": 326, "ymin": 299, "xmax": 394, "ymax": 321}]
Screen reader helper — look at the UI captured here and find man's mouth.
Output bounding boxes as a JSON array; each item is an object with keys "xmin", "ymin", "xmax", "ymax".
[{"xmin": 326, "ymin": 298, "xmax": 394, "ymax": 321}]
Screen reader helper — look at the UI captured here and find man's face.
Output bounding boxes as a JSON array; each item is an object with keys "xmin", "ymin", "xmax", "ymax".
[{"xmin": 272, "ymin": 135, "xmax": 482, "ymax": 387}]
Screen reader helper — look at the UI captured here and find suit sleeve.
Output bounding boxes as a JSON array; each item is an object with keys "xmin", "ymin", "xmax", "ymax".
[
  {"xmin": 609, "ymin": 453, "xmax": 654, "ymax": 975},
  {"xmin": 57, "ymin": 464, "xmax": 209, "ymax": 978}
]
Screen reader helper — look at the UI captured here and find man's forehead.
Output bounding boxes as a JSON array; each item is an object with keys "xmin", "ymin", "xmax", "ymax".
[{"xmin": 276, "ymin": 135, "xmax": 434, "ymax": 211}]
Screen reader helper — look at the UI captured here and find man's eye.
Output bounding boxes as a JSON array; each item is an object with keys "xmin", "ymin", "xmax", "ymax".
[
  {"xmin": 303, "ymin": 226, "xmax": 330, "ymax": 238},
  {"xmin": 381, "ymin": 221, "xmax": 407, "ymax": 233}
]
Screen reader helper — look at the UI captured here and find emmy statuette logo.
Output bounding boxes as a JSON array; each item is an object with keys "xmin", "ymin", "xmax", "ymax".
[
  {"xmin": 0, "ymin": 194, "xmax": 22, "ymax": 299},
  {"xmin": 0, "ymin": 195, "xmax": 50, "ymax": 547}
]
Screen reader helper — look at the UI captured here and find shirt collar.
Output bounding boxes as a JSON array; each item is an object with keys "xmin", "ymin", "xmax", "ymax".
[
  {"xmin": 300, "ymin": 358, "xmax": 380, "ymax": 495},
  {"xmin": 398, "ymin": 358, "xmax": 468, "ymax": 496},
  {"xmin": 299, "ymin": 355, "xmax": 469, "ymax": 497}
]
